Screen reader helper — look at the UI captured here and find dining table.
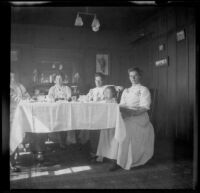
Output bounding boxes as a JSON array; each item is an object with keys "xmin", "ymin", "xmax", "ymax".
[{"xmin": 10, "ymin": 100, "xmax": 126, "ymax": 154}]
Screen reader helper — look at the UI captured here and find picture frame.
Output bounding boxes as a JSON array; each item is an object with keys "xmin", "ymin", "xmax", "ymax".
[
  {"xmin": 176, "ymin": 29, "xmax": 185, "ymax": 42},
  {"xmin": 155, "ymin": 56, "xmax": 169, "ymax": 67},
  {"xmin": 96, "ymin": 54, "xmax": 109, "ymax": 75}
]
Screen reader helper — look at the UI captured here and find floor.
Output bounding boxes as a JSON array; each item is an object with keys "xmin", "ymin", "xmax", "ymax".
[{"xmin": 10, "ymin": 138, "xmax": 194, "ymax": 189}]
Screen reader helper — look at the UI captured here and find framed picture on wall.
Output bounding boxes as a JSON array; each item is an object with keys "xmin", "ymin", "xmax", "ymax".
[{"xmin": 96, "ymin": 54, "xmax": 109, "ymax": 75}]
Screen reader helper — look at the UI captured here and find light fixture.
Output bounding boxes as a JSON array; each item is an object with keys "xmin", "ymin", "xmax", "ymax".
[
  {"xmin": 74, "ymin": 14, "xmax": 83, "ymax": 26},
  {"xmin": 74, "ymin": 10, "xmax": 100, "ymax": 32},
  {"xmin": 91, "ymin": 16, "xmax": 100, "ymax": 32}
]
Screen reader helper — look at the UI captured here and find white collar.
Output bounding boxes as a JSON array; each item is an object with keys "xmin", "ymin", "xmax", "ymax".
[
  {"xmin": 130, "ymin": 83, "xmax": 141, "ymax": 88},
  {"xmin": 55, "ymin": 84, "xmax": 64, "ymax": 88},
  {"xmin": 95, "ymin": 86, "xmax": 104, "ymax": 90}
]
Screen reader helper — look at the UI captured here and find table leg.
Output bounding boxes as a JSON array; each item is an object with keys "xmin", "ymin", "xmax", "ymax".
[{"xmin": 29, "ymin": 133, "xmax": 47, "ymax": 163}]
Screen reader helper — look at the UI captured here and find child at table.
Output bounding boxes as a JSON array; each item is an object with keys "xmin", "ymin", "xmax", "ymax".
[
  {"xmin": 103, "ymin": 86, "xmax": 117, "ymax": 103},
  {"xmin": 94, "ymin": 86, "xmax": 118, "ymax": 162}
]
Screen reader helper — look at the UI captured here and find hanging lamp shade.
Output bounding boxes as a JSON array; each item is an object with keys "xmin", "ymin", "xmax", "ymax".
[
  {"xmin": 92, "ymin": 25, "xmax": 100, "ymax": 32},
  {"xmin": 74, "ymin": 14, "xmax": 83, "ymax": 26},
  {"xmin": 91, "ymin": 16, "xmax": 100, "ymax": 31}
]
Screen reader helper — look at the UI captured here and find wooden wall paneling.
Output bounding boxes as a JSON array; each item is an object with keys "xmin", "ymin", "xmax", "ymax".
[
  {"xmin": 140, "ymin": 37, "xmax": 151, "ymax": 88},
  {"xmin": 188, "ymin": 23, "xmax": 195, "ymax": 141},
  {"xmin": 106, "ymin": 50, "xmax": 113, "ymax": 85},
  {"xmin": 184, "ymin": 24, "xmax": 191, "ymax": 142},
  {"xmin": 11, "ymin": 44, "xmax": 24, "ymax": 79},
  {"xmin": 82, "ymin": 48, "xmax": 96, "ymax": 91},
  {"xmin": 176, "ymin": 7, "xmax": 188, "ymax": 28},
  {"xmin": 126, "ymin": 7, "xmax": 195, "ymax": 141},
  {"xmin": 176, "ymin": 8, "xmax": 189, "ymax": 139},
  {"xmin": 166, "ymin": 8, "xmax": 177, "ymax": 138},
  {"xmin": 150, "ymin": 19, "xmax": 160, "ymax": 134},
  {"xmin": 146, "ymin": 18, "xmax": 157, "ymax": 130},
  {"xmin": 119, "ymin": 52, "xmax": 130, "ymax": 88},
  {"xmin": 187, "ymin": 8, "xmax": 195, "ymax": 141},
  {"xmin": 111, "ymin": 51, "xmax": 124, "ymax": 86},
  {"xmin": 160, "ymin": 12, "xmax": 169, "ymax": 137},
  {"xmin": 19, "ymin": 45, "xmax": 35, "ymax": 89},
  {"xmin": 146, "ymin": 38, "xmax": 153, "ymax": 89},
  {"xmin": 154, "ymin": 13, "xmax": 168, "ymax": 137},
  {"xmin": 183, "ymin": 23, "xmax": 191, "ymax": 142},
  {"xmin": 10, "ymin": 44, "xmax": 35, "ymax": 89},
  {"xmin": 157, "ymin": 66, "xmax": 168, "ymax": 137},
  {"xmin": 125, "ymin": 46, "xmax": 136, "ymax": 87}
]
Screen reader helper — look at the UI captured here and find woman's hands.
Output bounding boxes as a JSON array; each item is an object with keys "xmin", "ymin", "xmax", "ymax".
[
  {"xmin": 120, "ymin": 107, "xmax": 132, "ymax": 119},
  {"xmin": 11, "ymin": 93, "xmax": 21, "ymax": 103},
  {"xmin": 120, "ymin": 105, "xmax": 147, "ymax": 118},
  {"xmin": 120, "ymin": 105, "xmax": 134, "ymax": 119}
]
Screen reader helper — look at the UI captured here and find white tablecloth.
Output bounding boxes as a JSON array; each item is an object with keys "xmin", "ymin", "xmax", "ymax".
[{"xmin": 10, "ymin": 101, "xmax": 126, "ymax": 153}]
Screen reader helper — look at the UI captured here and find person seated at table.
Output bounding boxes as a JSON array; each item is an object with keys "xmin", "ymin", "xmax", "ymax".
[
  {"xmin": 92, "ymin": 86, "xmax": 118, "ymax": 163},
  {"xmin": 96, "ymin": 67, "xmax": 155, "ymax": 171},
  {"xmin": 10, "ymin": 71, "xmax": 31, "ymax": 172},
  {"xmin": 78, "ymin": 73, "xmax": 106, "ymax": 157},
  {"xmin": 32, "ymin": 89, "xmax": 40, "ymax": 100},
  {"xmin": 48, "ymin": 73, "xmax": 76, "ymax": 148}
]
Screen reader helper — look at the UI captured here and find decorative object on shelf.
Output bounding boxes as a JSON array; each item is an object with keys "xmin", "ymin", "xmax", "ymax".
[
  {"xmin": 74, "ymin": 7, "xmax": 100, "ymax": 32},
  {"xmin": 40, "ymin": 73, "xmax": 45, "ymax": 84},
  {"xmin": 31, "ymin": 61, "xmax": 70, "ymax": 97},
  {"xmin": 59, "ymin": 64, "xmax": 63, "ymax": 71},
  {"xmin": 49, "ymin": 74, "xmax": 53, "ymax": 83},
  {"xmin": 63, "ymin": 74, "xmax": 69, "ymax": 84},
  {"xmin": 52, "ymin": 64, "xmax": 56, "ymax": 69},
  {"xmin": 158, "ymin": 44, "xmax": 165, "ymax": 51},
  {"xmin": 71, "ymin": 85, "xmax": 79, "ymax": 98},
  {"xmin": 72, "ymin": 72, "xmax": 80, "ymax": 84},
  {"xmin": 51, "ymin": 73, "xmax": 56, "ymax": 83},
  {"xmin": 155, "ymin": 57, "xmax": 169, "ymax": 67},
  {"xmin": 33, "ymin": 69, "xmax": 38, "ymax": 83},
  {"xmin": 176, "ymin": 29, "xmax": 185, "ymax": 42},
  {"xmin": 96, "ymin": 54, "xmax": 109, "ymax": 75}
]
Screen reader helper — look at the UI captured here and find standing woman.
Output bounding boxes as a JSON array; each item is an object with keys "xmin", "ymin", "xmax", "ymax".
[{"xmin": 96, "ymin": 67, "xmax": 155, "ymax": 171}]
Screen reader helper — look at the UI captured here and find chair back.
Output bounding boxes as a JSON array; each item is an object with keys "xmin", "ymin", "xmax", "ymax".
[
  {"xmin": 116, "ymin": 87, "xmax": 124, "ymax": 103},
  {"xmin": 104, "ymin": 85, "xmax": 124, "ymax": 103},
  {"xmin": 149, "ymin": 88, "xmax": 158, "ymax": 121}
]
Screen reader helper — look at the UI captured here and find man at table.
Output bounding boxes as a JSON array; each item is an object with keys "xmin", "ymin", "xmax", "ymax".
[
  {"xmin": 78, "ymin": 72, "xmax": 106, "ymax": 158},
  {"xmin": 10, "ymin": 71, "xmax": 30, "ymax": 172},
  {"xmin": 48, "ymin": 73, "xmax": 76, "ymax": 148}
]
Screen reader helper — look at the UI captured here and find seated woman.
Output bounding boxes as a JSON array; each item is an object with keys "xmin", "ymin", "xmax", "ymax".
[
  {"xmin": 96, "ymin": 67, "xmax": 155, "ymax": 171},
  {"xmin": 10, "ymin": 71, "xmax": 31, "ymax": 172},
  {"xmin": 48, "ymin": 73, "xmax": 76, "ymax": 148},
  {"xmin": 94, "ymin": 86, "xmax": 118, "ymax": 163},
  {"xmin": 78, "ymin": 73, "xmax": 106, "ymax": 157}
]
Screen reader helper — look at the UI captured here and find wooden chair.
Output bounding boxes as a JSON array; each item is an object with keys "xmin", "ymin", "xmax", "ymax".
[
  {"xmin": 104, "ymin": 85, "xmax": 124, "ymax": 103},
  {"xmin": 115, "ymin": 86, "xmax": 124, "ymax": 103},
  {"xmin": 149, "ymin": 88, "xmax": 158, "ymax": 121}
]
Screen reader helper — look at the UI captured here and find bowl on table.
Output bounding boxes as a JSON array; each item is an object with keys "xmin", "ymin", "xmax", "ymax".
[
  {"xmin": 37, "ymin": 95, "xmax": 49, "ymax": 102},
  {"xmin": 55, "ymin": 98, "xmax": 66, "ymax": 102},
  {"xmin": 78, "ymin": 95, "xmax": 89, "ymax": 102}
]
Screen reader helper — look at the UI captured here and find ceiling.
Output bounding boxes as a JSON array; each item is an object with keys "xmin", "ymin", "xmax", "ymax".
[{"xmin": 11, "ymin": 6, "xmax": 157, "ymax": 32}]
